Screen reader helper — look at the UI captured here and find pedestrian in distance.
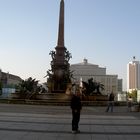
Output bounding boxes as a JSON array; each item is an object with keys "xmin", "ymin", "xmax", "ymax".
[
  {"xmin": 70, "ymin": 84, "xmax": 82, "ymax": 134},
  {"xmin": 106, "ymin": 92, "xmax": 115, "ymax": 112},
  {"xmin": 127, "ymin": 96, "xmax": 133, "ymax": 112}
]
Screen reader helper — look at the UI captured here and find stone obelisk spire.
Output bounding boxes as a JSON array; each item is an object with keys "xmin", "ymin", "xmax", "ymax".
[
  {"xmin": 57, "ymin": 0, "xmax": 64, "ymax": 47},
  {"xmin": 48, "ymin": 0, "xmax": 71, "ymax": 92},
  {"xmin": 55, "ymin": 0, "xmax": 66, "ymax": 63}
]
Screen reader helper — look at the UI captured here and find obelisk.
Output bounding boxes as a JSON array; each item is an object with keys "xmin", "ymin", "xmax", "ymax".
[
  {"xmin": 48, "ymin": 0, "xmax": 71, "ymax": 93},
  {"xmin": 54, "ymin": 0, "xmax": 66, "ymax": 64},
  {"xmin": 57, "ymin": 0, "xmax": 65, "ymax": 47}
]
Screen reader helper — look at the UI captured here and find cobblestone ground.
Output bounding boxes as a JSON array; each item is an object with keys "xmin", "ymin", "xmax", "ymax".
[{"xmin": 0, "ymin": 104, "xmax": 140, "ymax": 140}]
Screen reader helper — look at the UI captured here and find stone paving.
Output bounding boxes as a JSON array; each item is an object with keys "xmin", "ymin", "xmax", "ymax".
[{"xmin": 0, "ymin": 104, "xmax": 140, "ymax": 140}]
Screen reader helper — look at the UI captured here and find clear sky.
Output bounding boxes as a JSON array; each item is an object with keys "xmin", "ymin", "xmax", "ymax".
[{"xmin": 0, "ymin": 0, "xmax": 140, "ymax": 90}]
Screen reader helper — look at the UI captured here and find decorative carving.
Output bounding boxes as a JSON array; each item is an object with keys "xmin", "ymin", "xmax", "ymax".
[{"xmin": 49, "ymin": 51, "xmax": 56, "ymax": 60}]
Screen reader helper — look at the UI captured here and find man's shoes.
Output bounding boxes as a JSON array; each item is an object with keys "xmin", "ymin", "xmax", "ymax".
[
  {"xmin": 72, "ymin": 130, "xmax": 77, "ymax": 134},
  {"xmin": 72, "ymin": 130, "xmax": 80, "ymax": 134}
]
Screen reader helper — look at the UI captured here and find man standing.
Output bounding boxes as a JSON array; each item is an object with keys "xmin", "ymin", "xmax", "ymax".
[
  {"xmin": 106, "ymin": 92, "xmax": 115, "ymax": 112},
  {"xmin": 70, "ymin": 85, "xmax": 82, "ymax": 134}
]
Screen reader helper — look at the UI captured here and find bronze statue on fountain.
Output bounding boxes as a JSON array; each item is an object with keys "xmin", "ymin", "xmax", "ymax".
[{"xmin": 46, "ymin": 49, "xmax": 72, "ymax": 93}]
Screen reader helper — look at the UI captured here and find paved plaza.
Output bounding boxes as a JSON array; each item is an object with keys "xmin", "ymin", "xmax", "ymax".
[{"xmin": 0, "ymin": 103, "xmax": 140, "ymax": 140}]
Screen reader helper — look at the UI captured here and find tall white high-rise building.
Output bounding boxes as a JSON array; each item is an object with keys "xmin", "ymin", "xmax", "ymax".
[{"xmin": 127, "ymin": 57, "xmax": 140, "ymax": 92}]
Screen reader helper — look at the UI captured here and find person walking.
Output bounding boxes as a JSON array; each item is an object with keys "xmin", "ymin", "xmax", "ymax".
[
  {"xmin": 127, "ymin": 96, "xmax": 133, "ymax": 112},
  {"xmin": 106, "ymin": 92, "xmax": 115, "ymax": 112},
  {"xmin": 70, "ymin": 85, "xmax": 82, "ymax": 134}
]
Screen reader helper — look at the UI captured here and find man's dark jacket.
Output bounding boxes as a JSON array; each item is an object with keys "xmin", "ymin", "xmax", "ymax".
[{"xmin": 70, "ymin": 95, "xmax": 82, "ymax": 111}]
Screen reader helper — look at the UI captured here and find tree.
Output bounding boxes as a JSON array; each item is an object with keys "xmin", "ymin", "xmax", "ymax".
[
  {"xmin": 17, "ymin": 77, "xmax": 42, "ymax": 99},
  {"xmin": 127, "ymin": 90, "xmax": 137, "ymax": 102}
]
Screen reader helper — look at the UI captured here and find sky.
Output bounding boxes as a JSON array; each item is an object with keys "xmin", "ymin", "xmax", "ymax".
[{"xmin": 0, "ymin": 0, "xmax": 140, "ymax": 90}]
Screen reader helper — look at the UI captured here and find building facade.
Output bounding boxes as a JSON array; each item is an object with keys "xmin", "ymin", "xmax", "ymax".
[
  {"xmin": 0, "ymin": 69, "xmax": 22, "ymax": 98},
  {"xmin": 70, "ymin": 58, "xmax": 119, "ymax": 95},
  {"xmin": 0, "ymin": 70, "xmax": 22, "ymax": 88},
  {"xmin": 127, "ymin": 58, "xmax": 140, "ymax": 92},
  {"xmin": 118, "ymin": 79, "xmax": 123, "ymax": 92}
]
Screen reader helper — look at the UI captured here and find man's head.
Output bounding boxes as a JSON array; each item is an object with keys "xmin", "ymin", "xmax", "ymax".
[{"xmin": 71, "ymin": 83, "xmax": 80, "ymax": 95}]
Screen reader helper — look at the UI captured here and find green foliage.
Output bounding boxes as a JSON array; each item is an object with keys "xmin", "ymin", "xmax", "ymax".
[
  {"xmin": 17, "ymin": 77, "xmax": 40, "ymax": 94},
  {"xmin": 15, "ymin": 77, "xmax": 48, "ymax": 99},
  {"xmin": 127, "ymin": 89, "xmax": 137, "ymax": 102}
]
